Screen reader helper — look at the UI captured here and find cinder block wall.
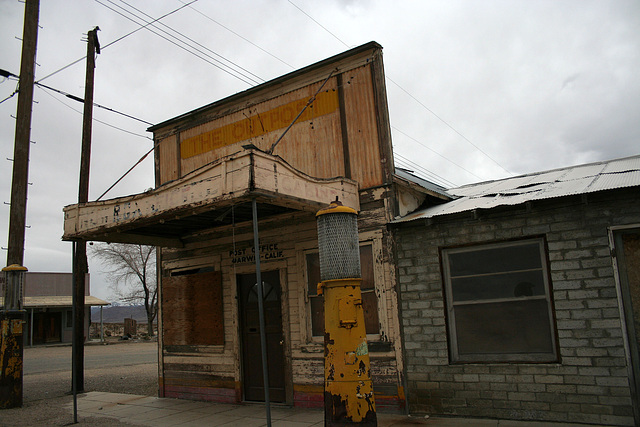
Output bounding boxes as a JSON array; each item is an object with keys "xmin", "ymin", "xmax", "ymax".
[{"xmin": 395, "ymin": 188, "xmax": 639, "ymax": 426}]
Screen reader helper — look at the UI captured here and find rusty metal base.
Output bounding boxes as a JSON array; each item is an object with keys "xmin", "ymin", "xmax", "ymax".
[
  {"xmin": 324, "ymin": 390, "xmax": 377, "ymax": 426},
  {"xmin": 0, "ymin": 313, "xmax": 24, "ymax": 409}
]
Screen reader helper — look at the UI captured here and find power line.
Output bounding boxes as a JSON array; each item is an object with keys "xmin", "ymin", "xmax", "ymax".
[
  {"xmin": 35, "ymin": 80, "xmax": 153, "ymax": 125},
  {"xmin": 287, "ymin": 0, "xmax": 350, "ymax": 49},
  {"xmin": 100, "ymin": 0, "xmax": 197, "ymax": 51},
  {"xmin": 0, "ymin": 87, "xmax": 19, "ymax": 105},
  {"xmin": 286, "ymin": 1, "xmax": 513, "ymax": 178},
  {"xmin": 394, "ymin": 152, "xmax": 457, "ymax": 188},
  {"xmin": 38, "ymin": 86, "xmax": 151, "ymax": 140},
  {"xmin": 95, "ymin": 0, "xmax": 262, "ymax": 86},
  {"xmin": 392, "ymin": 126, "xmax": 482, "ymax": 180},
  {"xmin": 96, "ymin": 0, "xmax": 257, "ymax": 85},
  {"xmin": 181, "ymin": 1, "xmax": 295, "ymax": 70},
  {"xmin": 2, "ymin": 67, "xmax": 153, "ymax": 126},
  {"xmin": 0, "ymin": 69, "xmax": 18, "ymax": 79},
  {"xmin": 113, "ymin": 0, "xmax": 264, "ymax": 84},
  {"xmin": 395, "ymin": 154, "xmax": 454, "ymax": 188},
  {"xmin": 0, "ymin": 71, "xmax": 19, "ymax": 105},
  {"xmin": 386, "ymin": 77, "xmax": 512, "ymax": 176},
  {"xmin": 35, "ymin": 0, "xmax": 198, "ymax": 84},
  {"xmin": 37, "ymin": 80, "xmax": 154, "ymax": 200},
  {"xmin": 395, "ymin": 158, "xmax": 448, "ymax": 188}
]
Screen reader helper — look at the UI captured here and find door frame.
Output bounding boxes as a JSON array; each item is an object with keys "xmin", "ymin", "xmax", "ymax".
[
  {"xmin": 233, "ymin": 262, "xmax": 292, "ymax": 405},
  {"xmin": 609, "ymin": 225, "xmax": 640, "ymax": 424},
  {"xmin": 32, "ymin": 310, "xmax": 62, "ymax": 344}
]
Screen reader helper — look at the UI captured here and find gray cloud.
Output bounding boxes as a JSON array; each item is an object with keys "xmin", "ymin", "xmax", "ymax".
[{"xmin": 1, "ymin": 0, "xmax": 638, "ymax": 299}]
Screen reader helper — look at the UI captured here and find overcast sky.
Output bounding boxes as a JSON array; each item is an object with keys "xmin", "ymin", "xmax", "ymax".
[{"xmin": 1, "ymin": 0, "xmax": 639, "ymax": 301}]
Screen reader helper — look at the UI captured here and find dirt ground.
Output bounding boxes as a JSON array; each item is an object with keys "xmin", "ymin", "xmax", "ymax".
[{"xmin": 0, "ymin": 341, "xmax": 157, "ymax": 426}]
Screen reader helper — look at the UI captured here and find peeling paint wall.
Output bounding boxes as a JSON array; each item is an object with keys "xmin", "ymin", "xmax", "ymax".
[
  {"xmin": 157, "ymin": 203, "xmax": 405, "ymax": 409},
  {"xmin": 151, "ymin": 43, "xmax": 406, "ymax": 410}
]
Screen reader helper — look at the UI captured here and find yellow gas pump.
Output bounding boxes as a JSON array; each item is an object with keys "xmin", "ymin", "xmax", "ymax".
[{"xmin": 316, "ymin": 200, "xmax": 376, "ymax": 426}]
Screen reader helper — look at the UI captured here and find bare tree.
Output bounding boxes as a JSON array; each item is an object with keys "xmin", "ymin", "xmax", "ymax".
[{"xmin": 90, "ymin": 243, "xmax": 157, "ymax": 336}]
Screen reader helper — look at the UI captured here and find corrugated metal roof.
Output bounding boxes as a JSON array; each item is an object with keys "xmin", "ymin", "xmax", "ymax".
[
  {"xmin": 394, "ymin": 168, "xmax": 452, "ymax": 199},
  {"xmin": 0, "ymin": 296, "xmax": 109, "ymax": 308},
  {"xmin": 394, "ymin": 154, "xmax": 640, "ymax": 223}
]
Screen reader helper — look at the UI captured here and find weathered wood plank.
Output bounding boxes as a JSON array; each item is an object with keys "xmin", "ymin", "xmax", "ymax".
[
  {"xmin": 162, "ymin": 271, "xmax": 224, "ymax": 346},
  {"xmin": 63, "ymin": 150, "xmax": 358, "ymax": 242}
]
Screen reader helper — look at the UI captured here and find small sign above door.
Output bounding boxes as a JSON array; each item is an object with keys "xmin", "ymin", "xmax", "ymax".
[{"xmin": 230, "ymin": 243, "xmax": 284, "ymax": 264}]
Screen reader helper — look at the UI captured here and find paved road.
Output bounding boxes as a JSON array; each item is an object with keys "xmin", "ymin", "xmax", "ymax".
[
  {"xmin": 22, "ymin": 341, "xmax": 158, "ymax": 402},
  {"xmin": 24, "ymin": 340, "xmax": 158, "ymax": 374}
]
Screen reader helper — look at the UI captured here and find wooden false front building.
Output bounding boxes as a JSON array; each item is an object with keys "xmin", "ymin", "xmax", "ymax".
[{"xmin": 63, "ymin": 42, "xmax": 446, "ymax": 410}]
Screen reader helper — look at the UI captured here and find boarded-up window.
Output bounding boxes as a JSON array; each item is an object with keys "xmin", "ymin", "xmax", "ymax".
[
  {"xmin": 306, "ymin": 244, "xmax": 379, "ymax": 337},
  {"xmin": 162, "ymin": 270, "xmax": 223, "ymax": 345},
  {"xmin": 442, "ymin": 238, "xmax": 558, "ymax": 363}
]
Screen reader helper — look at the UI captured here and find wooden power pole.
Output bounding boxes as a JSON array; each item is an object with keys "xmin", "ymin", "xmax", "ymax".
[
  {"xmin": 73, "ymin": 26, "xmax": 100, "ymax": 393},
  {"xmin": 1, "ymin": 0, "xmax": 39, "ymax": 410},
  {"xmin": 6, "ymin": 0, "xmax": 39, "ymax": 266}
]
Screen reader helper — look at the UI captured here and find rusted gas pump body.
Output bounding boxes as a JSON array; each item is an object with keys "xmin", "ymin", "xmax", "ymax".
[{"xmin": 316, "ymin": 200, "xmax": 376, "ymax": 426}]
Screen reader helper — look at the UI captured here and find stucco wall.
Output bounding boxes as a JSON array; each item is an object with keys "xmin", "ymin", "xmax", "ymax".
[{"xmin": 395, "ymin": 188, "xmax": 639, "ymax": 426}]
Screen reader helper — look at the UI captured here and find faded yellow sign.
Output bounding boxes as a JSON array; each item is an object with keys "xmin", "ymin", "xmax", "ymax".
[{"xmin": 180, "ymin": 90, "xmax": 339, "ymax": 159}]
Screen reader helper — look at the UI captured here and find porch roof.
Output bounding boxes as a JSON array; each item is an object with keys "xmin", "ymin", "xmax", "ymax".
[
  {"xmin": 63, "ymin": 148, "xmax": 359, "ymax": 248},
  {"xmin": 0, "ymin": 295, "xmax": 109, "ymax": 308}
]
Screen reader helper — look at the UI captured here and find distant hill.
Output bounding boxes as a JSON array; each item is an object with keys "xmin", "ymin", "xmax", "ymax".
[{"xmin": 91, "ymin": 305, "xmax": 155, "ymax": 324}]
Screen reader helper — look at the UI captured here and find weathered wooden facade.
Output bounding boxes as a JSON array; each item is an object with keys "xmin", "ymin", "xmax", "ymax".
[{"xmin": 63, "ymin": 42, "xmax": 440, "ymax": 410}]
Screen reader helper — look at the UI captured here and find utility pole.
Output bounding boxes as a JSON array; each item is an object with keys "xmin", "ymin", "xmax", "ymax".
[
  {"xmin": 0, "ymin": 0, "xmax": 40, "ymax": 410},
  {"xmin": 73, "ymin": 26, "xmax": 100, "ymax": 393}
]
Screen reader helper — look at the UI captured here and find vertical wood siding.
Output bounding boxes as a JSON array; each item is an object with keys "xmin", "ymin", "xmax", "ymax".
[
  {"xmin": 158, "ymin": 210, "xmax": 403, "ymax": 408},
  {"xmin": 162, "ymin": 271, "xmax": 223, "ymax": 346},
  {"xmin": 154, "ymin": 63, "xmax": 387, "ymax": 190},
  {"xmin": 341, "ymin": 66, "xmax": 383, "ymax": 188},
  {"xmin": 152, "ymin": 44, "xmax": 404, "ymax": 409},
  {"xmin": 157, "ymin": 134, "xmax": 179, "ymax": 185}
]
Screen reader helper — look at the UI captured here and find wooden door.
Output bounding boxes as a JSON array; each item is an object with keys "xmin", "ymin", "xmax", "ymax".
[
  {"xmin": 238, "ymin": 270, "xmax": 285, "ymax": 402},
  {"xmin": 32, "ymin": 312, "xmax": 61, "ymax": 344},
  {"xmin": 614, "ymin": 229, "xmax": 640, "ymax": 424}
]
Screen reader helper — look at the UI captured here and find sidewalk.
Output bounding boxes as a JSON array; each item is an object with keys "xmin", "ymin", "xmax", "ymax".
[{"xmin": 67, "ymin": 392, "xmax": 597, "ymax": 427}]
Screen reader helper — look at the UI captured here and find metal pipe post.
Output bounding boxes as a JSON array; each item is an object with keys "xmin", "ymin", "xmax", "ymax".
[
  {"xmin": 71, "ymin": 241, "xmax": 78, "ymax": 423},
  {"xmin": 251, "ymin": 198, "xmax": 272, "ymax": 426},
  {"xmin": 100, "ymin": 306, "xmax": 104, "ymax": 343}
]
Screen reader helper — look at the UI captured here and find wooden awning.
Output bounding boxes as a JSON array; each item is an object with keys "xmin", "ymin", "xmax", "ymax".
[{"xmin": 63, "ymin": 148, "xmax": 359, "ymax": 248}]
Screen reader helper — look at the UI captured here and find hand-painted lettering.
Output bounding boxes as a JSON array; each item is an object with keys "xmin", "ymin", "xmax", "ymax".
[{"xmin": 180, "ymin": 90, "xmax": 339, "ymax": 159}]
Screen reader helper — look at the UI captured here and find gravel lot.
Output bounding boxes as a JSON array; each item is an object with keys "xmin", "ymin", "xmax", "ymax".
[{"xmin": 1, "ymin": 340, "xmax": 158, "ymax": 426}]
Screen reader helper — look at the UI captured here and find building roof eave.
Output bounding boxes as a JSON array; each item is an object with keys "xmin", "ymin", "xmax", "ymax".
[{"xmin": 63, "ymin": 148, "xmax": 360, "ymax": 246}]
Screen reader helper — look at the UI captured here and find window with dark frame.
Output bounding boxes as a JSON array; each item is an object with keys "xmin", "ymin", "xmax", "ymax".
[
  {"xmin": 306, "ymin": 244, "xmax": 379, "ymax": 337},
  {"xmin": 442, "ymin": 238, "xmax": 558, "ymax": 363}
]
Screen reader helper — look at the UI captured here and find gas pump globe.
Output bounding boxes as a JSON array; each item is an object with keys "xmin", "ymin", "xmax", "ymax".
[{"xmin": 316, "ymin": 199, "xmax": 377, "ymax": 426}]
